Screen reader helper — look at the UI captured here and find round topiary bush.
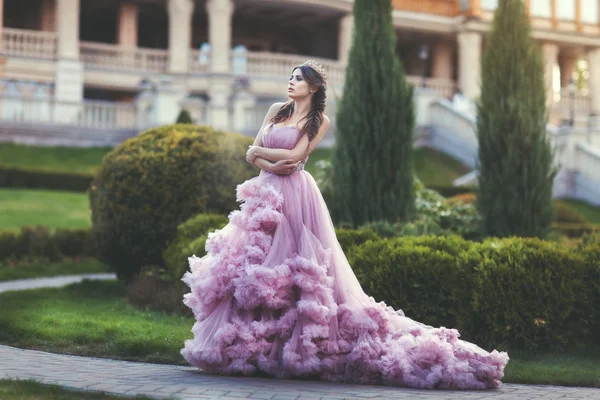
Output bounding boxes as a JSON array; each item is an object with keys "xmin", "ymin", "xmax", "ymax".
[{"xmin": 89, "ymin": 124, "xmax": 255, "ymax": 283}]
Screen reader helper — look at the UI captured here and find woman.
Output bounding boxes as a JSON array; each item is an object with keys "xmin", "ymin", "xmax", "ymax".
[{"xmin": 180, "ymin": 60, "xmax": 509, "ymax": 389}]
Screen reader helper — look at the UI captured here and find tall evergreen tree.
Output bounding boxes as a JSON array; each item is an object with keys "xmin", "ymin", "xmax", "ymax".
[
  {"xmin": 477, "ymin": 0, "xmax": 557, "ymax": 238},
  {"xmin": 331, "ymin": 0, "xmax": 415, "ymax": 227}
]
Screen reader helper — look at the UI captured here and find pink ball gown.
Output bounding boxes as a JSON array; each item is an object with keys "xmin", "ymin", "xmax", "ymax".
[{"xmin": 180, "ymin": 125, "xmax": 509, "ymax": 389}]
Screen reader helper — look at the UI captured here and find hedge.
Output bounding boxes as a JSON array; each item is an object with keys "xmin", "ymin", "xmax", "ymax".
[
  {"xmin": 0, "ymin": 166, "xmax": 93, "ymax": 192},
  {"xmin": 348, "ymin": 235, "xmax": 599, "ymax": 350},
  {"xmin": 0, "ymin": 226, "xmax": 96, "ymax": 264}
]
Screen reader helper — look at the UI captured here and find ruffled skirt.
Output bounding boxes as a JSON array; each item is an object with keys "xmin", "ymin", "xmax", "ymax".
[{"xmin": 180, "ymin": 170, "xmax": 509, "ymax": 389}]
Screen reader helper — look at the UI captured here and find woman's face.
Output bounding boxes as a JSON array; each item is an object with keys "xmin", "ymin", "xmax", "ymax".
[{"xmin": 287, "ymin": 68, "xmax": 312, "ymax": 100}]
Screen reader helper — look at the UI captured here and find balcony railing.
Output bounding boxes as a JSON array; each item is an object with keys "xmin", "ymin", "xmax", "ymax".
[
  {"xmin": 393, "ymin": 0, "xmax": 458, "ymax": 17},
  {"xmin": 245, "ymin": 51, "xmax": 346, "ymax": 86},
  {"xmin": 189, "ymin": 49, "xmax": 210, "ymax": 74},
  {"xmin": 80, "ymin": 41, "xmax": 169, "ymax": 73},
  {"xmin": 554, "ymin": 88, "xmax": 592, "ymax": 116},
  {"xmin": 0, "ymin": 96, "xmax": 137, "ymax": 130},
  {"xmin": 406, "ymin": 76, "xmax": 457, "ymax": 99},
  {"xmin": 1, "ymin": 27, "xmax": 57, "ymax": 59}
]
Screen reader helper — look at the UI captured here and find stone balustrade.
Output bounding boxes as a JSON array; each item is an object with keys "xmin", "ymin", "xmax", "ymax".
[
  {"xmin": 0, "ymin": 96, "xmax": 137, "ymax": 130},
  {"xmin": 1, "ymin": 28, "xmax": 57, "ymax": 60},
  {"xmin": 80, "ymin": 42, "xmax": 169, "ymax": 73}
]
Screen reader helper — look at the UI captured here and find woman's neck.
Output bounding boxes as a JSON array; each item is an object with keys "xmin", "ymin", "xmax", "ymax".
[{"xmin": 292, "ymin": 98, "xmax": 312, "ymax": 120}]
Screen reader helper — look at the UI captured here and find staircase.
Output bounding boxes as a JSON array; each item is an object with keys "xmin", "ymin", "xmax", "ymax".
[
  {"xmin": 0, "ymin": 120, "xmax": 137, "ymax": 148},
  {"xmin": 423, "ymin": 98, "xmax": 600, "ymax": 206}
]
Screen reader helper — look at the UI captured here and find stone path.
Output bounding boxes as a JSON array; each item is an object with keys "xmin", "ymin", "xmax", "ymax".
[
  {"xmin": 1, "ymin": 274, "xmax": 599, "ymax": 400},
  {"xmin": 3, "ymin": 345, "xmax": 600, "ymax": 400},
  {"xmin": 0, "ymin": 273, "xmax": 117, "ymax": 294}
]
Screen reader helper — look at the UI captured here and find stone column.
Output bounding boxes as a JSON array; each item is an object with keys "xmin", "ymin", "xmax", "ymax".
[
  {"xmin": 338, "ymin": 13, "xmax": 353, "ymax": 65},
  {"xmin": 207, "ymin": 80, "xmax": 232, "ymax": 130},
  {"xmin": 0, "ymin": 0, "xmax": 4, "ymax": 50},
  {"xmin": 40, "ymin": 0, "xmax": 56, "ymax": 32},
  {"xmin": 457, "ymin": 31, "xmax": 482, "ymax": 99},
  {"xmin": 168, "ymin": 0, "xmax": 194, "ymax": 73},
  {"xmin": 56, "ymin": 0, "xmax": 79, "ymax": 60},
  {"xmin": 432, "ymin": 40, "xmax": 453, "ymax": 80},
  {"xmin": 232, "ymin": 89, "xmax": 256, "ymax": 133},
  {"xmin": 542, "ymin": 42, "xmax": 559, "ymax": 109},
  {"xmin": 559, "ymin": 53, "xmax": 578, "ymax": 89},
  {"xmin": 207, "ymin": 0, "xmax": 234, "ymax": 74},
  {"xmin": 118, "ymin": 1, "xmax": 138, "ymax": 48},
  {"xmin": 54, "ymin": 0, "xmax": 83, "ymax": 123},
  {"xmin": 586, "ymin": 48, "xmax": 600, "ymax": 113}
]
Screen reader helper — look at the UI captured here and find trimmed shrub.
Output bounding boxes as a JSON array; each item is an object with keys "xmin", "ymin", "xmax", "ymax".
[
  {"xmin": 553, "ymin": 201, "xmax": 589, "ymax": 224},
  {"xmin": 584, "ymin": 239, "xmax": 600, "ymax": 343},
  {"xmin": 127, "ymin": 265, "xmax": 191, "ymax": 316},
  {"xmin": 89, "ymin": 124, "xmax": 254, "ymax": 284},
  {"xmin": 551, "ymin": 222, "xmax": 598, "ymax": 238},
  {"xmin": 464, "ymin": 237, "xmax": 592, "ymax": 350},
  {"xmin": 334, "ymin": 228, "xmax": 381, "ymax": 253},
  {"xmin": 163, "ymin": 213, "xmax": 228, "ymax": 281},
  {"xmin": 0, "ymin": 226, "xmax": 96, "ymax": 264},
  {"xmin": 348, "ymin": 235, "xmax": 598, "ymax": 350},
  {"xmin": 0, "ymin": 166, "xmax": 93, "ymax": 192},
  {"xmin": 349, "ymin": 235, "xmax": 474, "ymax": 334}
]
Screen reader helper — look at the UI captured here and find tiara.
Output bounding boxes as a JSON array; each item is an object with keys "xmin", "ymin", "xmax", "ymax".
[{"xmin": 302, "ymin": 59, "xmax": 327, "ymax": 81}]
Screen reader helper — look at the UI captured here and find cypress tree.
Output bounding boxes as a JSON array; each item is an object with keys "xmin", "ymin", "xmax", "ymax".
[
  {"xmin": 477, "ymin": 0, "xmax": 557, "ymax": 238},
  {"xmin": 176, "ymin": 109, "xmax": 193, "ymax": 124},
  {"xmin": 331, "ymin": 0, "xmax": 415, "ymax": 227}
]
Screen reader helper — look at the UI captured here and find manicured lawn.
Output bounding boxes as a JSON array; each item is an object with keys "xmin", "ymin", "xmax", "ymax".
[
  {"xmin": 0, "ymin": 280, "xmax": 192, "ymax": 366},
  {"xmin": 0, "ymin": 280, "xmax": 597, "ymax": 388},
  {"xmin": 412, "ymin": 147, "xmax": 471, "ymax": 186},
  {"xmin": 0, "ymin": 378, "xmax": 162, "ymax": 400},
  {"xmin": 506, "ymin": 348, "xmax": 600, "ymax": 387},
  {"xmin": 0, "ymin": 143, "xmax": 109, "ymax": 175},
  {"xmin": 0, "ymin": 188, "xmax": 91, "ymax": 231},
  {"xmin": 0, "ymin": 143, "xmax": 470, "ymax": 189},
  {"xmin": 558, "ymin": 198, "xmax": 600, "ymax": 224},
  {"xmin": 0, "ymin": 259, "xmax": 110, "ymax": 282},
  {"xmin": 306, "ymin": 147, "xmax": 470, "ymax": 187}
]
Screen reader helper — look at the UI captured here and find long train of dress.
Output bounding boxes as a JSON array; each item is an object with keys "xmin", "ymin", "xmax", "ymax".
[{"xmin": 180, "ymin": 125, "xmax": 509, "ymax": 389}]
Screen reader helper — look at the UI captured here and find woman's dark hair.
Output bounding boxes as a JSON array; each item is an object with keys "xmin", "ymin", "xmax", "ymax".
[{"xmin": 270, "ymin": 64, "xmax": 327, "ymax": 141}]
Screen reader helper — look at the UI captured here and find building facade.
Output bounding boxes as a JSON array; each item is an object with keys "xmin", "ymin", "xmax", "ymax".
[{"xmin": 0, "ymin": 0, "xmax": 599, "ymax": 143}]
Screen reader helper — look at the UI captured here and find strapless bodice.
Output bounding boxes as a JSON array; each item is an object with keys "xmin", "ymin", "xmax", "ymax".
[
  {"xmin": 262, "ymin": 124, "xmax": 303, "ymax": 150},
  {"xmin": 261, "ymin": 125, "xmax": 309, "ymax": 169}
]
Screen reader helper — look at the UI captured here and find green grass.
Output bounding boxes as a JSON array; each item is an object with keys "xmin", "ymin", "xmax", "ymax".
[
  {"xmin": 558, "ymin": 199, "xmax": 600, "ymax": 224},
  {"xmin": 0, "ymin": 378, "xmax": 168, "ymax": 400},
  {"xmin": 0, "ymin": 280, "xmax": 597, "ymax": 388},
  {"xmin": 505, "ymin": 348, "xmax": 600, "ymax": 387},
  {"xmin": 0, "ymin": 280, "xmax": 192, "ymax": 365},
  {"xmin": 0, "ymin": 143, "xmax": 469, "ymax": 189},
  {"xmin": 0, "ymin": 188, "xmax": 91, "ymax": 231},
  {"xmin": 0, "ymin": 143, "xmax": 109, "ymax": 175},
  {"xmin": 412, "ymin": 147, "xmax": 471, "ymax": 186},
  {"xmin": 306, "ymin": 147, "xmax": 470, "ymax": 187},
  {"xmin": 0, "ymin": 259, "xmax": 110, "ymax": 282}
]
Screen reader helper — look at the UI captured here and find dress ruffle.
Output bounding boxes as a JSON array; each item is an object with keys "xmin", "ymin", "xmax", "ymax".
[{"xmin": 181, "ymin": 175, "xmax": 509, "ymax": 389}]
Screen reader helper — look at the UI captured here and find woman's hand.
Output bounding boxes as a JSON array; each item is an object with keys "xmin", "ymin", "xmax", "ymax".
[
  {"xmin": 245, "ymin": 145, "xmax": 261, "ymax": 163},
  {"xmin": 270, "ymin": 159, "xmax": 300, "ymax": 175}
]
